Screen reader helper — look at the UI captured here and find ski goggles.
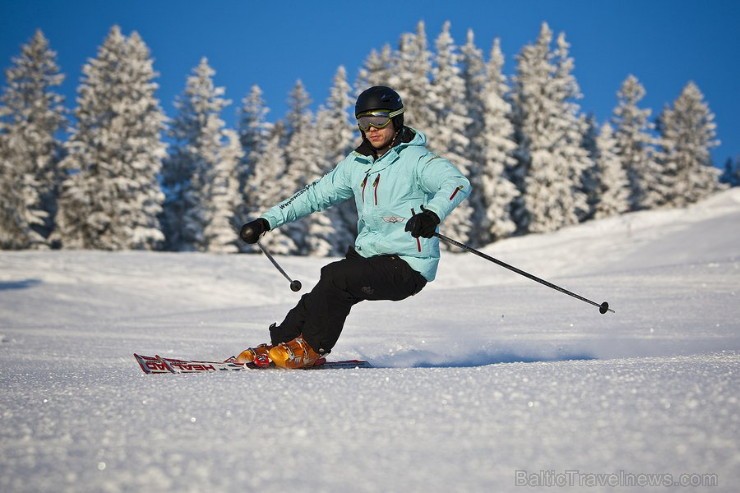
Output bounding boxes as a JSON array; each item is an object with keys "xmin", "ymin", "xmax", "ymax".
[{"xmin": 356, "ymin": 107, "xmax": 404, "ymax": 132}]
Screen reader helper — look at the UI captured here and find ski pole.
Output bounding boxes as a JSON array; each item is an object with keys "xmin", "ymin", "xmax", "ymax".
[
  {"xmin": 434, "ymin": 233, "xmax": 614, "ymax": 314},
  {"xmin": 256, "ymin": 240, "xmax": 302, "ymax": 292}
]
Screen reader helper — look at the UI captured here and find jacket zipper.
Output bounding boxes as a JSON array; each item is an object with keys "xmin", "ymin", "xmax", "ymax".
[
  {"xmin": 361, "ymin": 175, "xmax": 369, "ymax": 202},
  {"xmin": 372, "ymin": 175, "xmax": 380, "ymax": 205},
  {"xmin": 449, "ymin": 185, "xmax": 464, "ymax": 201}
]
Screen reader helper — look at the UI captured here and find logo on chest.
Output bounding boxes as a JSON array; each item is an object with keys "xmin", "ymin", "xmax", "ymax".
[{"xmin": 382, "ymin": 216, "xmax": 407, "ymax": 224}]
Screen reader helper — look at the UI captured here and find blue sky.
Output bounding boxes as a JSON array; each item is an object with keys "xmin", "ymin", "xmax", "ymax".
[{"xmin": 1, "ymin": 0, "xmax": 738, "ymax": 164}]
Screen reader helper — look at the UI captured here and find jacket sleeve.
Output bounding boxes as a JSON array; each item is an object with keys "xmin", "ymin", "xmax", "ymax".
[
  {"xmin": 416, "ymin": 152, "xmax": 471, "ymax": 222},
  {"xmin": 261, "ymin": 159, "xmax": 354, "ymax": 230}
]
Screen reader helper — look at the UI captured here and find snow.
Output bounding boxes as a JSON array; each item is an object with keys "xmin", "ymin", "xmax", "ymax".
[{"xmin": 2, "ymin": 189, "xmax": 740, "ymax": 492}]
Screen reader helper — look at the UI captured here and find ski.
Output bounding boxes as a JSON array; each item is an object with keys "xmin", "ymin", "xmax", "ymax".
[{"xmin": 134, "ymin": 353, "xmax": 372, "ymax": 374}]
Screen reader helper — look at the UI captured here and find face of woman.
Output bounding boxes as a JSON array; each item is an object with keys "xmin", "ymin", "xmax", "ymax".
[{"xmin": 365, "ymin": 121, "xmax": 396, "ymax": 153}]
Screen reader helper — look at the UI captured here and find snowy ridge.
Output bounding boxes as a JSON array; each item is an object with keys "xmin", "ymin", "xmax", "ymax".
[{"xmin": 1, "ymin": 189, "xmax": 739, "ymax": 492}]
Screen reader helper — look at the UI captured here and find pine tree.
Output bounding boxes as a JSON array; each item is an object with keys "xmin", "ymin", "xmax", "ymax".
[
  {"xmin": 316, "ymin": 66, "xmax": 357, "ymax": 254},
  {"xmin": 430, "ymin": 21, "xmax": 474, "ymax": 247},
  {"xmin": 511, "ymin": 23, "xmax": 590, "ymax": 234},
  {"xmin": 162, "ymin": 57, "xmax": 241, "ymax": 252},
  {"xmin": 389, "ymin": 21, "xmax": 435, "ymax": 132},
  {"xmin": 588, "ymin": 123, "xmax": 630, "ymax": 219},
  {"xmin": 550, "ymin": 32, "xmax": 592, "ymax": 222},
  {"xmin": 478, "ymin": 38, "xmax": 519, "ymax": 243},
  {"xmin": 611, "ymin": 75, "xmax": 660, "ymax": 211},
  {"xmin": 202, "ymin": 129, "xmax": 242, "ymax": 252},
  {"xmin": 282, "ymin": 80, "xmax": 327, "ymax": 255},
  {"xmin": 581, "ymin": 114, "xmax": 600, "ymax": 218},
  {"xmin": 582, "ymin": 114, "xmax": 600, "ymax": 162},
  {"xmin": 55, "ymin": 27, "xmax": 166, "ymax": 250},
  {"xmin": 460, "ymin": 30, "xmax": 486, "ymax": 145},
  {"xmin": 236, "ymin": 84, "xmax": 270, "ymax": 229},
  {"xmin": 459, "ymin": 29, "xmax": 487, "ymax": 243},
  {"xmin": 655, "ymin": 82, "xmax": 720, "ymax": 207},
  {"xmin": 283, "ymin": 79, "xmax": 311, "ymax": 144},
  {"xmin": 356, "ymin": 44, "xmax": 394, "ymax": 90},
  {"xmin": 248, "ymin": 122, "xmax": 298, "ymax": 255},
  {"xmin": 510, "ymin": 23, "xmax": 555, "ymax": 232},
  {"xmin": 0, "ymin": 30, "xmax": 66, "ymax": 249}
]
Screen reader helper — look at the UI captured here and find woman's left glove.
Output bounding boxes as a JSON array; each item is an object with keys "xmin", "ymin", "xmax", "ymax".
[
  {"xmin": 405, "ymin": 210, "xmax": 440, "ymax": 238},
  {"xmin": 240, "ymin": 218, "xmax": 270, "ymax": 244}
]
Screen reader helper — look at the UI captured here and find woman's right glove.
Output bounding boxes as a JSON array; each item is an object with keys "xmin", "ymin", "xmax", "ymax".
[{"xmin": 239, "ymin": 218, "xmax": 270, "ymax": 244}]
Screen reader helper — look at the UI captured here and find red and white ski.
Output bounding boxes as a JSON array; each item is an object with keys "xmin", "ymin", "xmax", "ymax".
[{"xmin": 134, "ymin": 353, "xmax": 372, "ymax": 374}]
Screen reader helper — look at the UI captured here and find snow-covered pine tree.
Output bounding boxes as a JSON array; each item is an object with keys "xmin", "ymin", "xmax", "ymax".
[
  {"xmin": 479, "ymin": 37, "xmax": 519, "ymax": 244},
  {"xmin": 510, "ymin": 23, "xmax": 554, "ymax": 233},
  {"xmin": 588, "ymin": 123, "xmax": 630, "ymax": 219},
  {"xmin": 162, "ymin": 57, "xmax": 241, "ymax": 252},
  {"xmin": 202, "ymin": 129, "xmax": 243, "ymax": 253},
  {"xmin": 356, "ymin": 44, "xmax": 394, "ymax": 90},
  {"xmin": 235, "ymin": 84, "xmax": 270, "ymax": 231},
  {"xmin": 388, "ymin": 21, "xmax": 435, "ymax": 133},
  {"xmin": 282, "ymin": 80, "xmax": 331, "ymax": 255},
  {"xmin": 510, "ymin": 23, "xmax": 589, "ymax": 234},
  {"xmin": 247, "ymin": 121, "xmax": 298, "ymax": 255},
  {"xmin": 283, "ymin": 79, "xmax": 311, "ymax": 145},
  {"xmin": 55, "ymin": 27, "xmax": 166, "ymax": 250},
  {"xmin": 654, "ymin": 82, "xmax": 721, "ymax": 207},
  {"xmin": 459, "ymin": 29, "xmax": 487, "ymax": 244},
  {"xmin": 0, "ymin": 30, "xmax": 66, "ymax": 249},
  {"xmin": 430, "ymin": 21, "xmax": 474, "ymax": 248},
  {"xmin": 316, "ymin": 66, "xmax": 357, "ymax": 254},
  {"xmin": 582, "ymin": 114, "xmax": 600, "ymax": 161},
  {"xmin": 305, "ymin": 109, "xmax": 340, "ymax": 257},
  {"xmin": 611, "ymin": 75, "xmax": 660, "ymax": 211},
  {"xmin": 322, "ymin": 67, "xmax": 356, "ymax": 167},
  {"xmin": 581, "ymin": 113, "xmax": 600, "ymax": 218},
  {"xmin": 550, "ymin": 32, "xmax": 592, "ymax": 222}
]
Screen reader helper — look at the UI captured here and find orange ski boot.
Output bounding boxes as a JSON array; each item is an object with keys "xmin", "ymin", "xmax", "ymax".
[
  {"xmin": 234, "ymin": 343, "xmax": 272, "ymax": 367},
  {"xmin": 268, "ymin": 335, "xmax": 322, "ymax": 369}
]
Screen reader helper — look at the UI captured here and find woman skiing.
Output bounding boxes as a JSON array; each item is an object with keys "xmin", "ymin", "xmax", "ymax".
[{"xmin": 237, "ymin": 86, "xmax": 471, "ymax": 368}]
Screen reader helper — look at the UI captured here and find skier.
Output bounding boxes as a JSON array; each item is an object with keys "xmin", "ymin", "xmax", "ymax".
[{"xmin": 237, "ymin": 86, "xmax": 471, "ymax": 368}]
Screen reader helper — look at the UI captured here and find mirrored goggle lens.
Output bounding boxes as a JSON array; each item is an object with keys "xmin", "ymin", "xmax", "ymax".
[{"xmin": 357, "ymin": 113, "xmax": 392, "ymax": 132}]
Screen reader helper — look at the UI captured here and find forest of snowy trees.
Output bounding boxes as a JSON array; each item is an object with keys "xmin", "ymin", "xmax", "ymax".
[{"xmin": 0, "ymin": 22, "xmax": 728, "ymax": 253}]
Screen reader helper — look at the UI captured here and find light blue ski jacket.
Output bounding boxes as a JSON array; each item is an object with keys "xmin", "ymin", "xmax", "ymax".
[{"xmin": 261, "ymin": 128, "xmax": 470, "ymax": 281}]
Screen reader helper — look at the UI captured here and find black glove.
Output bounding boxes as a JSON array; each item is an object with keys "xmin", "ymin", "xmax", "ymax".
[
  {"xmin": 239, "ymin": 218, "xmax": 270, "ymax": 244},
  {"xmin": 405, "ymin": 210, "xmax": 440, "ymax": 238}
]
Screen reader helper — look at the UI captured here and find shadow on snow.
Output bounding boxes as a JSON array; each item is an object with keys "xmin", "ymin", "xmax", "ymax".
[
  {"xmin": 371, "ymin": 349, "xmax": 596, "ymax": 369},
  {"xmin": 0, "ymin": 279, "xmax": 42, "ymax": 291}
]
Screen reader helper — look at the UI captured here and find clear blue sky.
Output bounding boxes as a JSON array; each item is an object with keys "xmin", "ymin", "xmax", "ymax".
[{"xmin": 1, "ymin": 0, "xmax": 738, "ymax": 164}]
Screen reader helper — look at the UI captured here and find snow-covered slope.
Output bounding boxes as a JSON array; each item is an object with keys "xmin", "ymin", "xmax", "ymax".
[{"xmin": 1, "ymin": 189, "xmax": 739, "ymax": 492}]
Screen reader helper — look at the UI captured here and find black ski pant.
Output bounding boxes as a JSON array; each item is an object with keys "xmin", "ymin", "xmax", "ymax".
[{"xmin": 270, "ymin": 248, "xmax": 427, "ymax": 354}]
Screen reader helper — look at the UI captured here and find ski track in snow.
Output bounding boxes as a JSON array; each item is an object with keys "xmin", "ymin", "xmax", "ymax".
[{"xmin": 1, "ymin": 189, "xmax": 739, "ymax": 492}]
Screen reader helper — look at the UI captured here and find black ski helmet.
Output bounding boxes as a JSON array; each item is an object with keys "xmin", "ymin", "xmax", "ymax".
[{"xmin": 355, "ymin": 86, "xmax": 405, "ymax": 128}]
